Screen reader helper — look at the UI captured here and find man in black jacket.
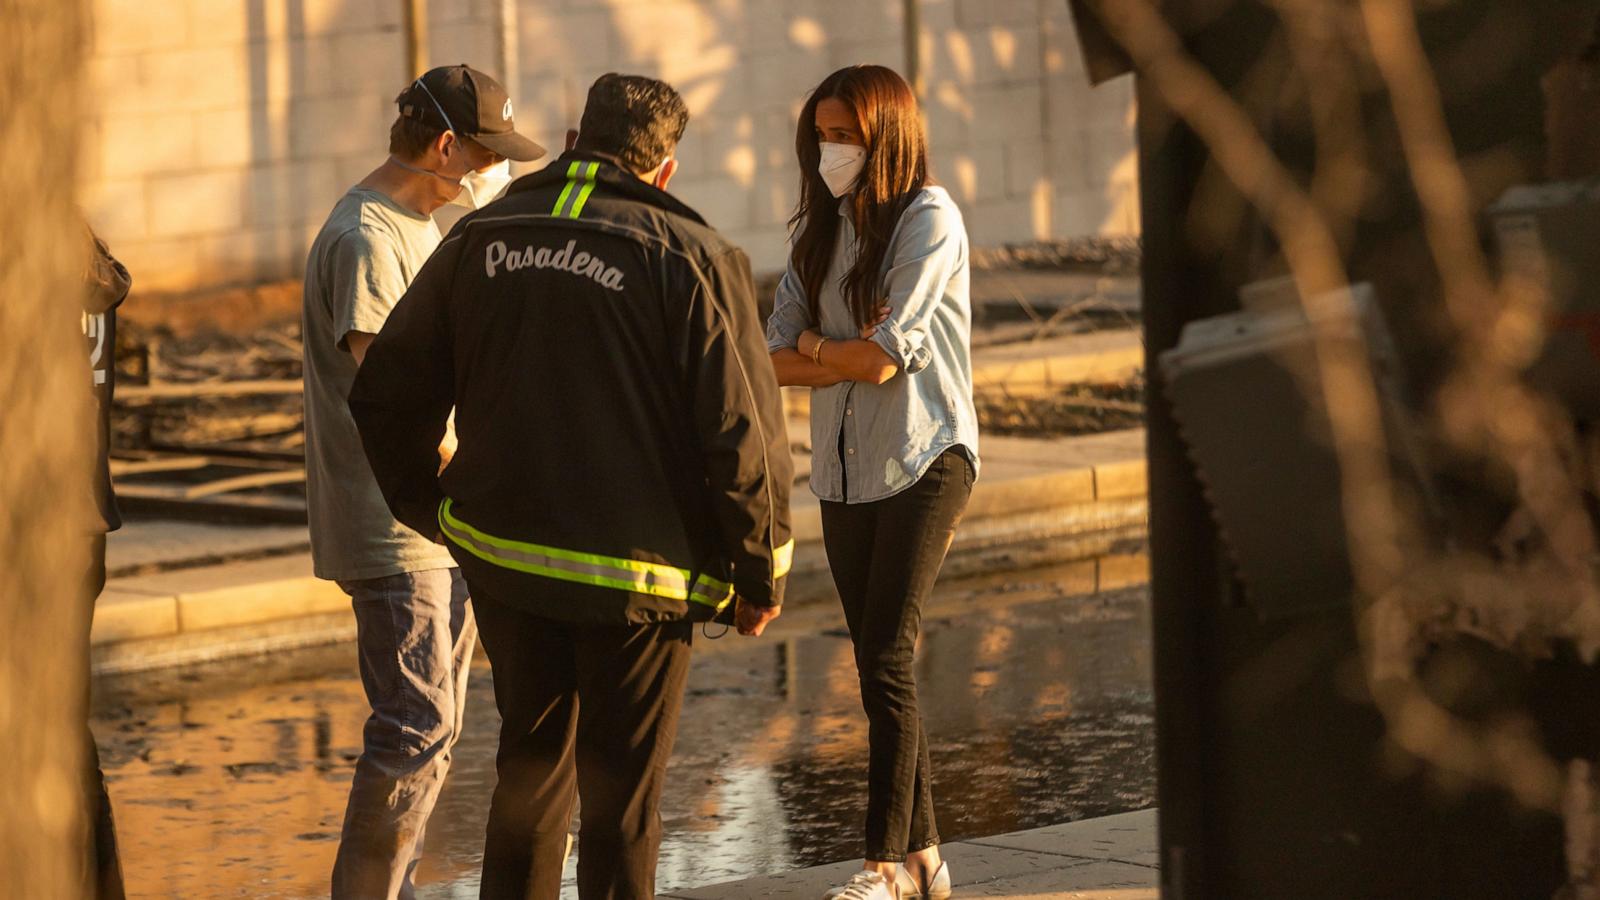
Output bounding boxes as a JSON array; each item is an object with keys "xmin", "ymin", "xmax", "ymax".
[{"xmin": 350, "ymin": 73, "xmax": 792, "ymax": 899}]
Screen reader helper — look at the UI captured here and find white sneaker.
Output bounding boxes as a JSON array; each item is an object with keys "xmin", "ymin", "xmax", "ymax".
[
  {"xmin": 894, "ymin": 862, "xmax": 952, "ymax": 900},
  {"xmin": 822, "ymin": 870, "xmax": 899, "ymax": 900}
]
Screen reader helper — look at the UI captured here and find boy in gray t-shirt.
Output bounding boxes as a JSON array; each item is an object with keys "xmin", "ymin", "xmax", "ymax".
[
  {"xmin": 303, "ymin": 187, "xmax": 455, "ymax": 582},
  {"xmin": 301, "ymin": 64, "xmax": 544, "ymax": 900}
]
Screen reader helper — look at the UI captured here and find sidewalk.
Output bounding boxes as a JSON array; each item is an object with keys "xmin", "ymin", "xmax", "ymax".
[
  {"xmin": 106, "ymin": 519, "xmax": 308, "ymax": 578},
  {"xmin": 659, "ymin": 809, "xmax": 1158, "ymax": 899}
]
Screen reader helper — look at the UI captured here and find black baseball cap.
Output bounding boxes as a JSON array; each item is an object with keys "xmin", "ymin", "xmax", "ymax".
[{"xmin": 398, "ymin": 64, "xmax": 546, "ymax": 162}]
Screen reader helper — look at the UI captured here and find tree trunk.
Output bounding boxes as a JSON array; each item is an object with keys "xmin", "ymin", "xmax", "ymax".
[{"xmin": 0, "ymin": 0, "xmax": 97, "ymax": 894}]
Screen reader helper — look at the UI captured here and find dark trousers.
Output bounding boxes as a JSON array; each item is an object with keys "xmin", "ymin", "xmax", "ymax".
[
  {"xmin": 821, "ymin": 448, "xmax": 974, "ymax": 863},
  {"xmin": 471, "ymin": 587, "xmax": 693, "ymax": 900},
  {"xmin": 83, "ymin": 534, "xmax": 125, "ymax": 899}
]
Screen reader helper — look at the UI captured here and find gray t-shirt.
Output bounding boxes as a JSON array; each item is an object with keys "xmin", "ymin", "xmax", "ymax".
[{"xmin": 302, "ymin": 187, "xmax": 456, "ymax": 581}]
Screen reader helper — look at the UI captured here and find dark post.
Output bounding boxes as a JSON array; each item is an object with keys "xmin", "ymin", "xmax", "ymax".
[{"xmin": 1138, "ymin": 72, "xmax": 1217, "ymax": 899}]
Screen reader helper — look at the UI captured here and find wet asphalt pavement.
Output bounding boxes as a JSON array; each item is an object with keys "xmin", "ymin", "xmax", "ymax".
[{"xmin": 91, "ymin": 553, "xmax": 1154, "ymax": 898}]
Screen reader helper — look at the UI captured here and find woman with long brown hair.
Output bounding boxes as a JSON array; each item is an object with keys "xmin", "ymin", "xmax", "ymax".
[{"xmin": 767, "ymin": 64, "xmax": 979, "ymax": 900}]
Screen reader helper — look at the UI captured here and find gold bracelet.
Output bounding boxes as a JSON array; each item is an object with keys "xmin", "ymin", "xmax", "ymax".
[{"xmin": 811, "ymin": 336, "xmax": 828, "ymax": 366}]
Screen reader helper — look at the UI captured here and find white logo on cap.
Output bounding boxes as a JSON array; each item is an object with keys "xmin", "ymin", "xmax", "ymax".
[{"xmin": 502, "ymin": 98, "xmax": 513, "ymax": 121}]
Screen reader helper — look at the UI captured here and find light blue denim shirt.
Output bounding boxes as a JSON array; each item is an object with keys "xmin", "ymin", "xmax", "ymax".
[{"xmin": 767, "ymin": 186, "xmax": 980, "ymax": 503}]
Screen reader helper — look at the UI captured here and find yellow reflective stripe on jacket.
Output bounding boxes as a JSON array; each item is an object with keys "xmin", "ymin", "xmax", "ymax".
[
  {"xmin": 438, "ymin": 498, "xmax": 734, "ymax": 609},
  {"xmin": 568, "ymin": 163, "xmax": 601, "ymax": 217},
  {"xmin": 551, "ymin": 161, "xmax": 600, "ymax": 219},
  {"xmin": 773, "ymin": 538, "xmax": 794, "ymax": 580},
  {"xmin": 551, "ymin": 161, "xmax": 581, "ymax": 216}
]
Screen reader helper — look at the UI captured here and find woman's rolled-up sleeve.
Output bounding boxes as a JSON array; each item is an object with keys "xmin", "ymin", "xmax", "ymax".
[
  {"xmin": 871, "ymin": 197, "xmax": 966, "ymax": 375},
  {"xmin": 766, "ymin": 254, "xmax": 813, "ymax": 353}
]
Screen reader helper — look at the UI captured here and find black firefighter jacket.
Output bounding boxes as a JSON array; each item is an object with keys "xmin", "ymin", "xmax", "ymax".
[{"xmin": 349, "ymin": 151, "xmax": 793, "ymax": 625}]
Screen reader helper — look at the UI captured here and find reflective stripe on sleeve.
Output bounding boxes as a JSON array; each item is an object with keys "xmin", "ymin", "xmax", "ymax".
[{"xmin": 772, "ymin": 538, "xmax": 794, "ymax": 580}]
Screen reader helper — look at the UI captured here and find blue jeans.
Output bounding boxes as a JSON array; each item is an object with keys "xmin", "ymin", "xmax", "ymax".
[{"xmin": 332, "ymin": 568, "xmax": 476, "ymax": 900}]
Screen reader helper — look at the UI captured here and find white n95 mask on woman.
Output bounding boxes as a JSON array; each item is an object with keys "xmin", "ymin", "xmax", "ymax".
[{"xmin": 818, "ymin": 142, "xmax": 866, "ymax": 198}]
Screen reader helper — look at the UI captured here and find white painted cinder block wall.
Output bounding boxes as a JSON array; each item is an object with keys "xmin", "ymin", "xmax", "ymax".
[{"xmin": 82, "ymin": 0, "xmax": 1137, "ymax": 294}]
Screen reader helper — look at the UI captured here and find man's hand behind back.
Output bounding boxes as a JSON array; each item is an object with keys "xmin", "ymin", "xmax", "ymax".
[{"xmin": 734, "ymin": 597, "xmax": 781, "ymax": 637}]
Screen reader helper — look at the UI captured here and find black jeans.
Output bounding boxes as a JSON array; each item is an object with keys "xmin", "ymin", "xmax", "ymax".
[
  {"xmin": 83, "ymin": 534, "xmax": 125, "ymax": 899},
  {"xmin": 471, "ymin": 585, "xmax": 693, "ymax": 900},
  {"xmin": 820, "ymin": 448, "xmax": 974, "ymax": 862}
]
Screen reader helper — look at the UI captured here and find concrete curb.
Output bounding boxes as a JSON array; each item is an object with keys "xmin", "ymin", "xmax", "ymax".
[
  {"xmin": 780, "ymin": 447, "xmax": 1148, "ymax": 604},
  {"xmin": 93, "ymin": 555, "xmax": 349, "ymax": 674},
  {"xmin": 789, "ymin": 452, "xmax": 1146, "ymax": 548},
  {"xmin": 657, "ymin": 808, "xmax": 1158, "ymax": 899},
  {"xmin": 93, "ymin": 431, "xmax": 1149, "ymax": 674},
  {"xmin": 971, "ymin": 328, "xmax": 1143, "ymax": 397}
]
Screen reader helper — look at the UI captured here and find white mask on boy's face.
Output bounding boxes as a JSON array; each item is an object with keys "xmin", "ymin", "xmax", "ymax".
[
  {"xmin": 818, "ymin": 142, "xmax": 866, "ymax": 198},
  {"xmin": 452, "ymin": 159, "xmax": 513, "ymax": 209}
]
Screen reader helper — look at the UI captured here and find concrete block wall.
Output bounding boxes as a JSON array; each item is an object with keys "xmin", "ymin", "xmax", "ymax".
[
  {"xmin": 82, "ymin": 0, "xmax": 1136, "ymax": 294},
  {"xmin": 921, "ymin": 0, "xmax": 1139, "ymax": 243}
]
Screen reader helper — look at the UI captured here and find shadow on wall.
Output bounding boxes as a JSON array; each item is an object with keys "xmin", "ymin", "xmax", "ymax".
[
  {"xmin": 920, "ymin": 0, "xmax": 1139, "ymax": 245},
  {"xmin": 508, "ymin": 0, "xmax": 878, "ymax": 270},
  {"xmin": 83, "ymin": 0, "xmax": 416, "ymax": 295},
  {"xmin": 244, "ymin": 0, "xmax": 308, "ymax": 295},
  {"xmin": 81, "ymin": 0, "xmax": 1138, "ymax": 299},
  {"xmin": 542, "ymin": 0, "xmax": 1141, "ymax": 270}
]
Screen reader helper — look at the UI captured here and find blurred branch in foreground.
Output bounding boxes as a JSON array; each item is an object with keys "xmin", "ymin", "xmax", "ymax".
[{"xmin": 1081, "ymin": 0, "xmax": 1600, "ymax": 894}]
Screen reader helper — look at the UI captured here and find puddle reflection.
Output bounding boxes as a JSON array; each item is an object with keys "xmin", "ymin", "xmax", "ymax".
[{"xmin": 93, "ymin": 560, "xmax": 1154, "ymax": 898}]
